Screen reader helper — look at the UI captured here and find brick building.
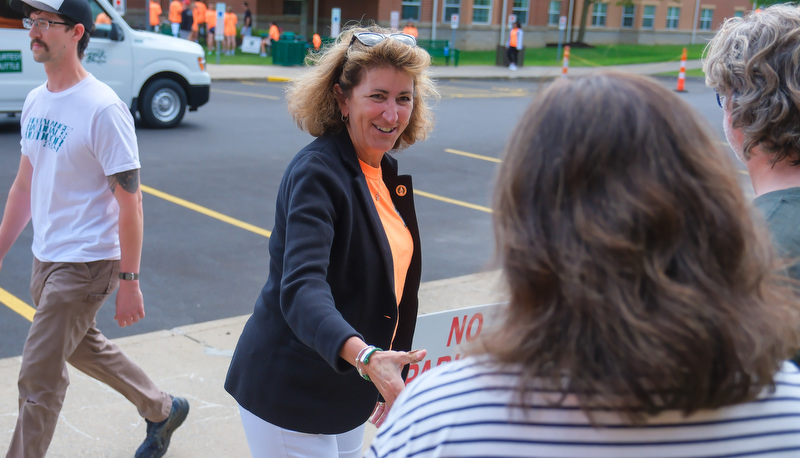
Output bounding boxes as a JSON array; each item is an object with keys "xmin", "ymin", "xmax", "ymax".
[{"xmin": 127, "ymin": 0, "xmax": 755, "ymax": 50}]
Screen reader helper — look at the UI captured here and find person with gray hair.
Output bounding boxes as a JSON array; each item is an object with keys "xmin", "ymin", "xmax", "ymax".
[{"xmin": 704, "ymin": 4, "xmax": 800, "ymax": 366}]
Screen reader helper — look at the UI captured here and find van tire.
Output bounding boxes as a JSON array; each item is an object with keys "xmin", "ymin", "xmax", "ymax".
[{"xmin": 139, "ymin": 79, "xmax": 187, "ymax": 128}]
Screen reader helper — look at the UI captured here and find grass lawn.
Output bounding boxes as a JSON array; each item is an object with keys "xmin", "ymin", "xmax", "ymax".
[{"xmin": 207, "ymin": 43, "xmax": 708, "ymax": 67}]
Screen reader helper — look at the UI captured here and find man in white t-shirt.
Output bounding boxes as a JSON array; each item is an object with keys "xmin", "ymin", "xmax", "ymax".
[{"xmin": 0, "ymin": 0, "xmax": 189, "ymax": 456}]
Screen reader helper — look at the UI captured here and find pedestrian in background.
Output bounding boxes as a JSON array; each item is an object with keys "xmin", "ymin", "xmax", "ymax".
[
  {"xmin": 506, "ymin": 21, "xmax": 522, "ymax": 70},
  {"xmin": 259, "ymin": 21, "xmax": 279, "ymax": 57},
  {"xmin": 168, "ymin": 0, "xmax": 181, "ymax": 36},
  {"xmin": 402, "ymin": 20, "xmax": 417, "ymax": 38},
  {"xmin": 148, "ymin": 0, "xmax": 161, "ymax": 32},
  {"xmin": 178, "ymin": 0, "xmax": 192, "ymax": 39},
  {"xmin": 204, "ymin": 1, "xmax": 215, "ymax": 53},
  {"xmin": 2, "ymin": 0, "xmax": 190, "ymax": 456},
  {"xmin": 188, "ymin": 0, "xmax": 205, "ymax": 42},
  {"xmin": 241, "ymin": 0, "xmax": 251, "ymax": 36},
  {"xmin": 222, "ymin": 5, "xmax": 236, "ymax": 55},
  {"xmin": 225, "ymin": 26, "xmax": 437, "ymax": 457},
  {"xmin": 367, "ymin": 72, "xmax": 800, "ymax": 457},
  {"xmin": 704, "ymin": 4, "xmax": 800, "ymax": 367}
]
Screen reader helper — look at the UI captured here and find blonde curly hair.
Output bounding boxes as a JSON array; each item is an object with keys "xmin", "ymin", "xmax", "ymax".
[{"xmin": 286, "ymin": 25, "xmax": 438, "ymax": 150}]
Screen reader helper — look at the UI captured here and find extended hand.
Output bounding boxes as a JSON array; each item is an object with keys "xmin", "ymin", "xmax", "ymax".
[{"xmin": 365, "ymin": 348, "xmax": 427, "ymax": 409}]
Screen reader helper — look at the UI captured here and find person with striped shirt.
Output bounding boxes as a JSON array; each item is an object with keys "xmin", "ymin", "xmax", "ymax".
[{"xmin": 367, "ymin": 72, "xmax": 800, "ymax": 457}]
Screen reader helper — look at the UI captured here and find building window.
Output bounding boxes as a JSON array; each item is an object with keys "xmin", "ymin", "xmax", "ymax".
[
  {"xmin": 402, "ymin": 0, "xmax": 421, "ymax": 21},
  {"xmin": 699, "ymin": 8, "xmax": 713, "ymax": 29},
  {"xmin": 283, "ymin": 0, "xmax": 300, "ymax": 15},
  {"xmin": 548, "ymin": 1, "xmax": 561, "ymax": 26},
  {"xmin": 621, "ymin": 5, "xmax": 635, "ymax": 28},
  {"xmin": 472, "ymin": 0, "xmax": 491, "ymax": 24},
  {"xmin": 514, "ymin": 0, "xmax": 530, "ymax": 25},
  {"xmin": 666, "ymin": 6, "xmax": 680, "ymax": 29},
  {"xmin": 591, "ymin": 3, "xmax": 607, "ymax": 27},
  {"xmin": 444, "ymin": 0, "xmax": 460, "ymax": 23},
  {"xmin": 642, "ymin": 5, "xmax": 655, "ymax": 29}
]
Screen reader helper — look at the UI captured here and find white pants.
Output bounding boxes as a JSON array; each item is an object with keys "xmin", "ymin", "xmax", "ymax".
[
  {"xmin": 239, "ymin": 405, "xmax": 365, "ymax": 458},
  {"xmin": 171, "ymin": 22, "xmax": 180, "ymax": 37}
]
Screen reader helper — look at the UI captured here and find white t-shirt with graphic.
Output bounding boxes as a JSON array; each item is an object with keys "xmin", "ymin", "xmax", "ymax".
[{"xmin": 20, "ymin": 74, "xmax": 140, "ymax": 263}]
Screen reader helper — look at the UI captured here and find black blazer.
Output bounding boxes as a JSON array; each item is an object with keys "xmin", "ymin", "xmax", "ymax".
[{"xmin": 225, "ymin": 130, "xmax": 422, "ymax": 434}]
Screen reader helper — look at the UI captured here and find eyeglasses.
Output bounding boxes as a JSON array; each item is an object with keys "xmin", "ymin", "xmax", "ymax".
[
  {"xmin": 349, "ymin": 32, "xmax": 417, "ymax": 48},
  {"xmin": 23, "ymin": 17, "xmax": 70, "ymax": 30}
]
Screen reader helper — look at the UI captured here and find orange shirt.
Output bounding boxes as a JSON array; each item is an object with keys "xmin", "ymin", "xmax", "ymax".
[
  {"xmin": 509, "ymin": 28, "xmax": 520, "ymax": 48},
  {"xmin": 168, "ymin": 0, "xmax": 182, "ymax": 23},
  {"xmin": 149, "ymin": 1, "xmax": 162, "ymax": 26},
  {"xmin": 269, "ymin": 24, "xmax": 280, "ymax": 41},
  {"xmin": 223, "ymin": 12, "xmax": 237, "ymax": 36},
  {"xmin": 402, "ymin": 26, "xmax": 418, "ymax": 38},
  {"xmin": 359, "ymin": 160, "xmax": 413, "ymax": 305},
  {"xmin": 192, "ymin": 1, "xmax": 206, "ymax": 25},
  {"xmin": 312, "ymin": 33, "xmax": 321, "ymax": 50},
  {"xmin": 205, "ymin": 8, "xmax": 215, "ymax": 28}
]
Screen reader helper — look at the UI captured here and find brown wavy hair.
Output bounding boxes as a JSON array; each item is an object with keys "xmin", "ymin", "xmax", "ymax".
[
  {"xmin": 285, "ymin": 25, "xmax": 438, "ymax": 150},
  {"xmin": 703, "ymin": 4, "xmax": 800, "ymax": 164},
  {"xmin": 485, "ymin": 71, "xmax": 800, "ymax": 423}
]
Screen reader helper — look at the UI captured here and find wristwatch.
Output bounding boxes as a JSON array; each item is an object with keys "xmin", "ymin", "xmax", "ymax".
[{"xmin": 119, "ymin": 272, "xmax": 139, "ymax": 280}]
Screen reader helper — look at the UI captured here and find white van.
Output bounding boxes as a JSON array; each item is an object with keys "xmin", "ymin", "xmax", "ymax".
[{"xmin": 0, "ymin": 0, "xmax": 210, "ymax": 128}]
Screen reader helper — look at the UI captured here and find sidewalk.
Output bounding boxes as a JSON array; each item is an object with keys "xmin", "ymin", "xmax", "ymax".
[
  {"xmin": 207, "ymin": 59, "xmax": 704, "ymax": 82},
  {"xmin": 0, "ymin": 270, "xmax": 506, "ymax": 457}
]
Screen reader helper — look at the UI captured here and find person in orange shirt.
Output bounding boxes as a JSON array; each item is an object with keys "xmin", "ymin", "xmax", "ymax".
[
  {"xmin": 223, "ymin": 6, "xmax": 237, "ymax": 55},
  {"xmin": 204, "ymin": 2, "xmax": 215, "ymax": 52},
  {"xmin": 149, "ymin": 0, "xmax": 162, "ymax": 32},
  {"xmin": 402, "ymin": 21, "xmax": 418, "ymax": 38},
  {"xmin": 95, "ymin": 11, "xmax": 111, "ymax": 25},
  {"xmin": 312, "ymin": 32, "xmax": 321, "ymax": 51},
  {"xmin": 168, "ymin": 0, "xmax": 182, "ymax": 37},
  {"xmin": 259, "ymin": 21, "xmax": 280, "ymax": 57},
  {"xmin": 506, "ymin": 21, "xmax": 523, "ymax": 70},
  {"xmin": 189, "ymin": 0, "xmax": 206, "ymax": 42}
]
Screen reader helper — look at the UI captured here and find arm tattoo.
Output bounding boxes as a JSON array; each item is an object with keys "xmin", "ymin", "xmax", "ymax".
[{"xmin": 108, "ymin": 169, "xmax": 140, "ymax": 194}]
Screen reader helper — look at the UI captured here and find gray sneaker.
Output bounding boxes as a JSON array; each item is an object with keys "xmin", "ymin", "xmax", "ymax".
[{"xmin": 135, "ymin": 396, "xmax": 190, "ymax": 458}]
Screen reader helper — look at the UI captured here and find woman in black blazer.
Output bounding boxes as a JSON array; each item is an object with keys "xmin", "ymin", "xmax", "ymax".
[{"xmin": 225, "ymin": 25, "xmax": 438, "ymax": 457}]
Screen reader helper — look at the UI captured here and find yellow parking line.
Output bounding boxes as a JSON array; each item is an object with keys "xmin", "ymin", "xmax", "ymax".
[
  {"xmin": 141, "ymin": 185, "xmax": 271, "ymax": 238},
  {"xmin": 445, "ymin": 148, "xmax": 501, "ymax": 163},
  {"xmin": 210, "ymin": 88, "xmax": 281, "ymax": 100},
  {"xmin": 0, "ymin": 286, "xmax": 34, "ymax": 322},
  {"xmin": 415, "ymin": 189, "xmax": 492, "ymax": 213}
]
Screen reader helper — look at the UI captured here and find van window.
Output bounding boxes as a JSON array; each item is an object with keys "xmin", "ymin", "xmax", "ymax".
[{"xmin": 88, "ymin": 0, "xmax": 115, "ymax": 38}]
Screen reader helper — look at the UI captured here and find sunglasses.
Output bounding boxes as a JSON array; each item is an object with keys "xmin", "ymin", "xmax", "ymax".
[{"xmin": 349, "ymin": 32, "xmax": 417, "ymax": 48}]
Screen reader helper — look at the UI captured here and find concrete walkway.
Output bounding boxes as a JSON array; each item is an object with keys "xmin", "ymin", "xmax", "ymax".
[{"xmin": 0, "ymin": 271, "xmax": 507, "ymax": 457}]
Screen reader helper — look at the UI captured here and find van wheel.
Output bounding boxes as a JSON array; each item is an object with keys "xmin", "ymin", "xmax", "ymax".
[{"xmin": 139, "ymin": 79, "xmax": 187, "ymax": 128}]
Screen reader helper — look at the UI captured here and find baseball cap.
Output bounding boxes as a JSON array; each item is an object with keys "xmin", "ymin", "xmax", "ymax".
[{"xmin": 9, "ymin": 0, "xmax": 95, "ymax": 34}]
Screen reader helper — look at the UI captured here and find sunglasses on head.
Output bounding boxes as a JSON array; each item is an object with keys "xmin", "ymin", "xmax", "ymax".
[{"xmin": 349, "ymin": 32, "xmax": 417, "ymax": 48}]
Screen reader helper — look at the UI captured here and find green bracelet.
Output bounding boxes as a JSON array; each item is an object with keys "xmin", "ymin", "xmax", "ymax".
[
  {"xmin": 356, "ymin": 346, "xmax": 383, "ymax": 381},
  {"xmin": 363, "ymin": 346, "xmax": 381, "ymax": 364}
]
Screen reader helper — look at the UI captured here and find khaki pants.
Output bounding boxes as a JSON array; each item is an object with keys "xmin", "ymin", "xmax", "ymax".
[{"xmin": 6, "ymin": 259, "xmax": 171, "ymax": 458}]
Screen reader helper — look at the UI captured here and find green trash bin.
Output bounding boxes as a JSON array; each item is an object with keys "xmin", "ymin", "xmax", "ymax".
[{"xmin": 273, "ymin": 39, "xmax": 306, "ymax": 66}]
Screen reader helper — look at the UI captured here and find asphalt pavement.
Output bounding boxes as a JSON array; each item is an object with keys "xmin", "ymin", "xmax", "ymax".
[{"xmin": 0, "ymin": 60, "xmax": 703, "ymax": 457}]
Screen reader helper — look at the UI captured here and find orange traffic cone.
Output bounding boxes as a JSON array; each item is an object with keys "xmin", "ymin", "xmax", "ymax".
[
  {"xmin": 675, "ymin": 47, "xmax": 687, "ymax": 92},
  {"xmin": 561, "ymin": 46, "xmax": 570, "ymax": 79}
]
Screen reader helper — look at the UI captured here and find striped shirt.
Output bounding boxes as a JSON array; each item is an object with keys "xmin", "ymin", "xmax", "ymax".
[{"xmin": 366, "ymin": 357, "xmax": 800, "ymax": 457}]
